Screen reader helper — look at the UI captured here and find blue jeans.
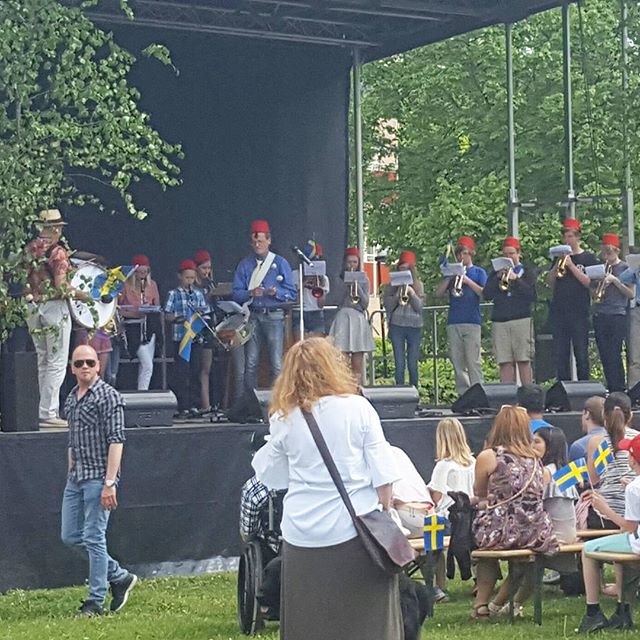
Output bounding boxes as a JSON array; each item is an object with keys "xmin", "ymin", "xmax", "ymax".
[
  {"xmin": 245, "ymin": 310, "xmax": 285, "ymax": 391},
  {"xmin": 61, "ymin": 478, "xmax": 128, "ymax": 605},
  {"xmin": 389, "ymin": 324, "xmax": 421, "ymax": 388}
]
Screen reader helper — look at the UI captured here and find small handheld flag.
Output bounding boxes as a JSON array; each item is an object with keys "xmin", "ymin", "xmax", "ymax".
[
  {"xmin": 178, "ymin": 308, "xmax": 205, "ymax": 362},
  {"xmin": 91, "ymin": 265, "xmax": 136, "ymax": 302},
  {"xmin": 593, "ymin": 439, "xmax": 614, "ymax": 477},
  {"xmin": 423, "ymin": 514, "xmax": 446, "ymax": 551},
  {"xmin": 553, "ymin": 457, "xmax": 589, "ymax": 492}
]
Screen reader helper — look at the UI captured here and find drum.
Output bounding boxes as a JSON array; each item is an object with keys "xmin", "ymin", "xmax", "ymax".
[
  {"xmin": 68, "ymin": 263, "xmax": 117, "ymax": 329},
  {"xmin": 215, "ymin": 313, "xmax": 252, "ymax": 350}
]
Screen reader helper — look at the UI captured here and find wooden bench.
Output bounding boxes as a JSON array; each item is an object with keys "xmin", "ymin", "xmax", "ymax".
[
  {"xmin": 577, "ymin": 529, "xmax": 621, "ymax": 540},
  {"xmin": 584, "ymin": 551, "xmax": 640, "ymax": 564}
]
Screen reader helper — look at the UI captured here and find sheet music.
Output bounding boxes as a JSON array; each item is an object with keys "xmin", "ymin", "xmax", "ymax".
[
  {"xmin": 625, "ymin": 254, "xmax": 640, "ymax": 272},
  {"xmin": 440, "ymin": 262, "xmax": 464, "ymax": 277},
  {"xmin": 491, "ymin": 257, "xmax": 515, "ymax": 272},
  {"xmin": 303, "ymin": 261, "xmax": 326, "ymax": 277},
  {"xmin": 585, "ymin": 264, "xmax": 606, "ymax": 280},
  {"xmin": 549, "ymin": 244, "xmax": 572, "ymax": 257},
  {"xmin": 389, "ymin": 271, "xmax": 414, "ymax": 286},
  {"xmin": 343, "ymin": 271, "xmax": 368, "ymax": 284}
]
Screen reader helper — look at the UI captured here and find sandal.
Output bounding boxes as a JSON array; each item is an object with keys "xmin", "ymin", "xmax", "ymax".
[{"xmin": 470, "ymin": 604, "xmax": 490, "ymax": 620}]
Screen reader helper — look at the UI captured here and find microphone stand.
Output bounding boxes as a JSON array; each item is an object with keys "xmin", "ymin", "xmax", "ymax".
[{"xmin": 291, "ymin": 246, "xmax": 312, "ymax": 341}]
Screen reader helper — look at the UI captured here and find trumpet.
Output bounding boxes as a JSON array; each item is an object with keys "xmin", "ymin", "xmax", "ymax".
[
  {"xmin": 499, "ymin": 268, "xmax": 513, "ymax": 292},
  {"xmin": 593, "ymin": 264, "xmax": 613, "ymax": 303},
  {"xmin": 399, "ymin": 284, "xmax": 410, "ymax": 305},
  {"xmin": 556, "ymin": 254, "xmax": 569, "ymax": 279},
  {"xmin": 350, "ymin": 280, "xmax": 360, "ymax": 305},
  {"xmin": 451, "ymin": 272, "xmax": 465, "ymax": 297},
  {"xmin": 308, "ymin": 276, "xmax": 324, "ymax": 300}
]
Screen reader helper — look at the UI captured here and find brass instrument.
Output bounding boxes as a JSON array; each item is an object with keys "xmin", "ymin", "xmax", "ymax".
[
  {"xmin": 593, "ymin": 264, "xmax": 613, "ymax": 303},
  {"xmin": 310, "ymin": 276, "xmax": 324, "ymax": 300},
  {"xmin": 348, "ymin": 268, "xmax": 360, "ymax": 305},
  {"xmin": 556, "ymin": 254, "xmax": 569, "ymax": 279},
  {"xmin": 451, "ymin": 271, "xmax": 465, "ymax": 297},
  {"xmin": 499, "ymin": 267, "xmax": 513, "ymax": 292},
  {"xmin": 399, "ymin": 284, "xmax": 410, "ymax": 305}
]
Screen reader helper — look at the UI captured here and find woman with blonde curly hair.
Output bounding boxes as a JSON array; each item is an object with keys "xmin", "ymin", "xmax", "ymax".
[{"xmin": 252, "ymin": 337, "xmax": 402, "ymax": 640}]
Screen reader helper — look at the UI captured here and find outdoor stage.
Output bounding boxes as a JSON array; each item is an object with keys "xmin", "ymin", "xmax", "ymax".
[{"xmin": 0, "ymin": 410, "xmax": 589, "ymax": 593}]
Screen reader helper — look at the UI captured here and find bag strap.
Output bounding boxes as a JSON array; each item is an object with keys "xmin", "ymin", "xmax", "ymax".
[
  {"xmin": 485, "ymin": 454, "xmax": 538, "ymax": 511},
  {"xmin": 301, "ymin": 408, "xmax": 359, "ymax": 525}
]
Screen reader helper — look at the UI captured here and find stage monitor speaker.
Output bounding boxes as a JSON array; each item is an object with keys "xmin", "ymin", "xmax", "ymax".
[
  {"xmin": 545, "ymin": 381, "xmax": 607, "ymax": 412},
  {"xmin": 227, "ymin": 388, "xmax": 272, "ymax": 424},
  {"xmin": 0, "ymin": 349, "xmax": 39, "ymax": 432},
  {"xmin": 451, "ymin": 383, "xmax": 518, "ymax": 414},
  {"xmin": 121, "ymin": 390, "xmax": 177, "ymax": 428},
  {"xmin": 361, "ymin": 385, "xmax": 419, "ymax": 420}
]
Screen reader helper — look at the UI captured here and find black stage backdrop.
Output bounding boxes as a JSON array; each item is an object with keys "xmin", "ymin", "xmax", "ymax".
[
  {"xmin": 65, "ymin": 30, "xmax": 351, "ymax": 292},
  {"xmin": 0, "ymin": 413, "xmax": 588, "ymax": 592}
]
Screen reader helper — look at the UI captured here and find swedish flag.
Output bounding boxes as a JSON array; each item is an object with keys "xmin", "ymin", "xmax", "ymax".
[
  {"xmin": 178, "ymin": 308, "xmax": 205, "ymax": 362},
  {"xmin": 553, "ymin": 457, "xmax": 589, "ymax": 492},
  {"xmin": 593, "ymin": 439, "xmax": 614, "ymax": 476},
  {"xmin": 91, "ymin": 265, "xmax": 136, "ymax": 302},
  {"xmin": 423, "ymin": 514, "xmax": 446, "ymax": 551}
]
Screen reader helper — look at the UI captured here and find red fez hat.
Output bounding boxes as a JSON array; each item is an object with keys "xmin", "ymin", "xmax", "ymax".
[
  {"xmin": 602, "ymin": 233, "xmax": 620, "ymax": 248},
  {"xmin": 179, "ymin": 259, "xmax": 197, "ymax": 272},
  {"xmin": 562, "ymin": 218, "xmax": 581, "ymax": 231},
  {"xmin": 398, "ymin": 250, "xmax": 416, "ymax": 266},
  {"xmin": 193, "ymin": 250, "xmax": 211, "ymax": 266},
  {"xmin": 250, "ymin": 219, "xmax": 270, "ymax": 235},
  {"xmin": 503, "ymin": 236, "xmax": 521, "ymax": 250},
  {"xmin": 344, "ymin": 246, "xmax": 360, "ymax": 257},
  {"xmin": 457, "ymin": 236, "xmax": 476, "ymax": 251},
  {"xmin": 132, "ymin": 254, "xmax": 149, "ymax": 267}
]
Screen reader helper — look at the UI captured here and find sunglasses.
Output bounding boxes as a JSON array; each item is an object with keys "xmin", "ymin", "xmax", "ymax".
[{"xmin": 73, "ymin": 359, "xmax": 97, "ymax": 369}]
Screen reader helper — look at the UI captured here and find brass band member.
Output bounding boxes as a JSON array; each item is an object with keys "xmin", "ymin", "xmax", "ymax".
[
  {"xmin": 383, "ymin": 250, "xmax": 424, "ymax": 388},
  {"xmin": 435, "ymin": 236, "xmax": 487, "ymax": 395},
  {"xmin": 299, "ymin": 241, "xmax": 329, "ymax": 337},
  {"xmin": 592, "ymin": 234, "xmax": 634, "ymax": 392},
  {"xmin": 329, "ymin": 247, "xmax": 375, "ymax": 385},
  {"xmin": 483, "ymin": 236, "xmax": 537, "ymax": 384},
  {"xmin": 546, "ymin": 218, "xmax": 597, "ymax": 381}
]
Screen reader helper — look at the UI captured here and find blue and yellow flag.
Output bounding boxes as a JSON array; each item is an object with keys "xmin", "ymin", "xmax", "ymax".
[
  {"xmin": 553, "ymin": 457, "xmax": 589, "ymax": 492},
  {"xmin": 593, "ymin": 439, "xmax": 614, "ymax": 476},
  {"xmin": 178, "ymin": 308, "xmax": 205, "ymax": 362},
  {"xmin": 423, "ymin": 514, "xmax": 446, "ymax": 551},
  {"xmin": 91, "ymin": 265, "xmax": 136, "ymax": 302}
]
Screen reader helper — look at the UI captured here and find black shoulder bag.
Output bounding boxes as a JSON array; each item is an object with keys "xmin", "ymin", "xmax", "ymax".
[{"xmin": 301, "ymin": 409, "xmax": 416, "ymax": 575}]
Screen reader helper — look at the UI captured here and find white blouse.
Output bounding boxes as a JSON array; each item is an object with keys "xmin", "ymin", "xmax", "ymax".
[{"xmin": 252, "ymin": 394, "xmax": 400, "ymax": 548}]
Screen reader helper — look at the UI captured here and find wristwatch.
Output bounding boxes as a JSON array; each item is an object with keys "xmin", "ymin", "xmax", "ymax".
[{"xmin": 104, "ymin": 479, "xmax": 116, "ymax": 488}]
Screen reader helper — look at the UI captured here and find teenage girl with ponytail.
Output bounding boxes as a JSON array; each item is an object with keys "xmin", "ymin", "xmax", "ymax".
[{"xmin": 584, "ymin": 392, "xmax": 639, "ymax": 529}]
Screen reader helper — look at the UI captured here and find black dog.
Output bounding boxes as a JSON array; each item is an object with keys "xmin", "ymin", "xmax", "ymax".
[{"xmin": 399, "ymin": 573, "xmax": 432, "ymax": 640}]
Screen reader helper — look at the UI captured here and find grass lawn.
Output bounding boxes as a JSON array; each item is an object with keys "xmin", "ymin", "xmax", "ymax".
[{"xmin": 0, "ymin": 572, "xmax": 636, "ymax": 640}]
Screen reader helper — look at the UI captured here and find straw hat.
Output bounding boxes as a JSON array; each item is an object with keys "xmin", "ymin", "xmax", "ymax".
[{"xmin": 38, "ymin": 209, "xmax": 67, "ymax": 226}]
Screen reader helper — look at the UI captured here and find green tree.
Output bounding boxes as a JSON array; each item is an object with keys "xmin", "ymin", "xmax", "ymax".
[{"xmin": 0, "ymin": 0, "xmax": 182, "ymax": 337}]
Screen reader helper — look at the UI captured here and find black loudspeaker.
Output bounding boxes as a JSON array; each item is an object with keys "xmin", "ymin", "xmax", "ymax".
[
  {"xmin": 227, "ymin": 388, "xmax": 272, "ymax": 423},
  {"xmin": 361, "ymin": 386, "xmax": 419, "ymax": 419},
  {"xmin": 0, "ymin": 349, "xmax": 39, "ymax": 432},
  {"xmin": 121, "ymin": 390, "xmax": 177, "ymax": 427},
  {"xmin": 451, "ymin": 383, "xmax": 518, "ymax": 414},
  {"xmin": 545, "ymin": 381, "xmax": 607, "ymax": 412}
]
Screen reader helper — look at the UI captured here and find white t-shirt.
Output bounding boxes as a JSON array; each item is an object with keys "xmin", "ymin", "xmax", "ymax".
[
  {"xmin": 624, "ymin": 475, "xmax": 640, "ymax": 554},
  {"xmin": 428, "ymin": 458, "xmax": 476, "ymax": 517},
  {"xmin": 390, "ymin": 446, "xmax": 432, "ymax": 505},
  {"xmin": 302, "ymin": 275, "xmax": 330, "ymax": 311},
  {"xmin": 252, "ymin": 395, "xmax": 400, "ymax": 548}
]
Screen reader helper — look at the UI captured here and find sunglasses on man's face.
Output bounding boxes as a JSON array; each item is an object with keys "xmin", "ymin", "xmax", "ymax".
[{"xmin": 73, "ymin": 359, "xmax": 97, "ymax": 369}]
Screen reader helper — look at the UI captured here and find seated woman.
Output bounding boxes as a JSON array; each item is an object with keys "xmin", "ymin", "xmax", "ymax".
[
  {"xmin": 586, "ymin": 392, "xmax": 639, "ymax": 530},
  {"xmin": 251, "ymin": 337, "xmax": 403, "ymax": 640},
  {"xmin": 577, "ymin": 433, "xmax": 640, "ymax": 633},
  {"xmin": 471, "ymin": 405, "xmax": 558, "ymax": 619},
  {"xmin": 427, "ymin": 417, "xmax": 475, "ymax": 603},
  {"xmin": 488, "ymin": 426, "xmax": 578, "ymax": 616}
]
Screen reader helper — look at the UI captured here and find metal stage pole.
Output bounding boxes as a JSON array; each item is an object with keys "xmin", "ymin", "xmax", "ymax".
[
  {"xmin": 506, "ymin": 23, "xmax": 519, "ymax": 237},
  {"xmin": 353, "ymin": 48, "xmax": 365, "ymax": 257},
  {"xmin": 562, "ymin": 4, "xmax": 576, "ymax": 219},
  {"xmin": 298, "ymin": 263, "xmax": 305, "ymax": 340},
  {"xmin": 621, "ymin": 0, "xmax": 635, "ymax": 250}
]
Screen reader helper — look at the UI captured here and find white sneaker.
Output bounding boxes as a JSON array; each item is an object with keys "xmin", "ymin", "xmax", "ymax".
[{"xmin": 39, "ymin": 417, "xmax": 68, "ymax": 429}]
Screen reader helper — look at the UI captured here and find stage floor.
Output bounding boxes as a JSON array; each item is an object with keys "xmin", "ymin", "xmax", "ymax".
[{"xmin": 0, "ymin": 411, "xmax": 589, "ymax": 592}]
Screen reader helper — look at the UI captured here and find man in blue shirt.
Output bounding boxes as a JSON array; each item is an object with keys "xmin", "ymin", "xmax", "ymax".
[
  {"xmin": 435, "ymin": 236, "xmax": 487, "ymax": 395},
  {"xmin": 233, "ymin": 220, "xmax": 297, "ymax": 391},
  {"xmin": 517, "ymin": 384, "xmax": 554, "ymax": 433},
  {"xmin": 568, "ymin": 395, "xmax": 606, "ymax": 461}
]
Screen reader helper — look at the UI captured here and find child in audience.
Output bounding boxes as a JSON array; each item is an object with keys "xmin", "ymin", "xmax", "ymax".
[
  {"xmin": 577, "ymin": 433, "xmax": 640, "ymax": 632},
  {"xmin": 428, "ymin": 417, "xmax": 475, "ymax": 603}
]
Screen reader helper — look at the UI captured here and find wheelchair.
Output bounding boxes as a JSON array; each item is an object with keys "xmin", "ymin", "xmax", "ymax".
[{"xmin": 237, "ymin": 490, "xmax": 285, "ymax": 635}]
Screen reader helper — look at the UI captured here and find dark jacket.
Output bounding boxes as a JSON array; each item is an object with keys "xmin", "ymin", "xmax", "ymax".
[{"xmin": 483, "ymin": 263, "xmax": 537, "ymax": 322}]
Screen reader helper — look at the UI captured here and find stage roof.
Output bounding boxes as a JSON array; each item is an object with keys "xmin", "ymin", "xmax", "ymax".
[{"xmin": 91, "ymin": 0, "xmax": 570, "ymax": 60}]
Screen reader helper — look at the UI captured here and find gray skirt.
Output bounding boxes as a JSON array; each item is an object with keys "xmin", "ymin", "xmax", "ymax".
[
  {"xmin": 329, "ymin": 308, "xmax": 375, "ymax": 353},
  {"xmin": 280, "ymin": 536, "xmax": 403, "ymax": 640}
]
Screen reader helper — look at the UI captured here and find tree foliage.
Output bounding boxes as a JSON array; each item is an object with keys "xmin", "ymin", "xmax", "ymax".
[
  {"xmin": 0, "ymin": 0, "xmax": 182, "ymax": 337},
  {"xmin": 361, "ymin": 0, "xmax": 640, "ymax": 297}
]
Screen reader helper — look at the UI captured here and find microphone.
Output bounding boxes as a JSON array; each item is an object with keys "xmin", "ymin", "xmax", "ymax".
[{"xmin": 291, "ymin": 245, "xmax": 312, "ymax": 266}]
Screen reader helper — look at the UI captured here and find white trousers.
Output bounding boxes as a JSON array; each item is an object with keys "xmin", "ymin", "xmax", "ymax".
[
  {"xmin": 26, "ymin": 300, "xmax": 72, "ymax": 420},
  {"xmin": 137, "ymin": 334, "xmax": 156, "ymax": 390}
]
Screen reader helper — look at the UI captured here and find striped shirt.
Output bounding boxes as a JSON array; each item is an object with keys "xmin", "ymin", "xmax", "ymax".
[{"xmin": 65, "ymin": 377, "xmax": 126, "ymax": 483}]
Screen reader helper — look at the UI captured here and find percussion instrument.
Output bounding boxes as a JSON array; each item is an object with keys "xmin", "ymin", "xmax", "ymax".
[
  {"xmin": 68, "ymin": 263, "xmax": 117, "ymax": 329},
  {"xmin": 214, "ymin": 313, "xmax": 252, "ymax": 350}
]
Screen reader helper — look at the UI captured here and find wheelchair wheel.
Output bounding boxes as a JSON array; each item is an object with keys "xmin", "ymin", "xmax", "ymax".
[{"xmin": 237, "ymin": 540, "xmax": 265, "ymax": 635}]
